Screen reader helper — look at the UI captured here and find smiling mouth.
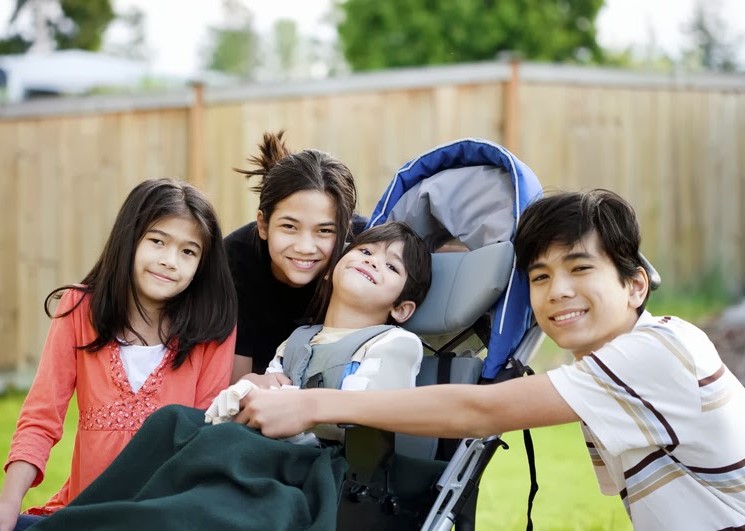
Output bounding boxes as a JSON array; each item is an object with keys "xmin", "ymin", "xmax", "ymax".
[
  {"xmin": 354, "ymin": 267, "xmax": 376, "ymax": 284},
  {"xmin": 552, "ymin": 310, "xmax": 586, "ymax": 322},
  {"xmin": 149, "ymin": 271, "xmax": 175, "ymax": 283},
  {"xmin": 290, "ymin": 258, "xmax": 319, "ymax": 270}
]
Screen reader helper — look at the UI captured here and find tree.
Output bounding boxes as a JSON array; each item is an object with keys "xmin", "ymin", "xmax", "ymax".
[
  {"xmin": 0, "ymin": 0, "xmax": 115, "ymax": 53},
  {"xmin": 202, "ymin": 0, "xmax": 260, "ymax": 79},
  {"xmin": 104, "ymin": 6, "xmax": 148, "ymax": 61},
  {"xmin": 681, "ymin": 0, "xmax": 741, "ymax": 72},
  {"xmin": 274, "ymin": 18, "xmax": 299, "ymax": 79},
  {"xmin": 335, "ymin": 0, "xmax": 605, "ymax": 71}
]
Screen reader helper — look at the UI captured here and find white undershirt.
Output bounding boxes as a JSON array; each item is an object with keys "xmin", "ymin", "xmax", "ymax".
[{"xmin": 119, "ymin": 343, "xmax": 167, "ymax": 393}]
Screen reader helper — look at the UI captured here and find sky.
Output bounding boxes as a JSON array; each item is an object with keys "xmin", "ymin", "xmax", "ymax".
[{"xmin": 1, "ymin": 0, "xmax": 744, "ymax": 77}]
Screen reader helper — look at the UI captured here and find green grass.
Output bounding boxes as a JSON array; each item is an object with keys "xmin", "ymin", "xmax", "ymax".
[{"xmin": 0, "ymin": 391, "xmax": 78, "ymax": 509}]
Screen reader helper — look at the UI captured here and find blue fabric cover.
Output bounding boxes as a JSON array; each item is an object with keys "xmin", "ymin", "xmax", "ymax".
[{"xmin": 367, "ymin": 139, "xmax": 543, "ymax": 379}]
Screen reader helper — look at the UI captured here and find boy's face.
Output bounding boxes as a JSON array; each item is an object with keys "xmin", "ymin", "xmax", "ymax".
[
  {"xmin": 332, "ymin": 239, "xmax": 410, "ymax": 320},
  {"xmin": 526, "ymin": 231, "xmax": 646, "ymax": 360}
]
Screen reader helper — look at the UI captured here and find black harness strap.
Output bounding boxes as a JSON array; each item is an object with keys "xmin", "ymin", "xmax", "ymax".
[{"xmin": 435, "ymin": 352, "xmax": 460, "ymax": 461}]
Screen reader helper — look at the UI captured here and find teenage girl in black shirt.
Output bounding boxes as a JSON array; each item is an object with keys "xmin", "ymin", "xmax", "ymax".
[{"xmin": 225, "ymin": 131, "xmax": 359, "ymax": 380}]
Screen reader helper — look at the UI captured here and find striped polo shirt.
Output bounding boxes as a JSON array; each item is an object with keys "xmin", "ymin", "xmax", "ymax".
[{"xmin": 548, "ymin": 312, "xmax": 745, "ymax": 530}]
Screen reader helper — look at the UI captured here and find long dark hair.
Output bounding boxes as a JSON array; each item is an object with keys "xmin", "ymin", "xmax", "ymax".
[
  {"xmin": 46, "ymin": 178, "xmax": 237, "ymax": 368},
  {"xmin": 236, "ymin": 130, "xmax": 358, "ymax": 305}
]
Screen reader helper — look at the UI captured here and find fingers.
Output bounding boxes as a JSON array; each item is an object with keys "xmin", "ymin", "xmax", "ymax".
[{"xmin": 204, "ymin": 381, "xmax": 257, "ymax": 425}]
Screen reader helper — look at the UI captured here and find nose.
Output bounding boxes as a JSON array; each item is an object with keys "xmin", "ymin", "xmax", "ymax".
[
  {"xmin": 548, "ymin": 273, "xmax": 574, "ymax": 301},
  {"xmin": 159, "ymin": 247, "xmax": 178, "ymax": 269},
  {"xmin": 363, "ymin": 254, "xmax": 378, "ymax": 269},
  {"xmin": 294, "ymin": 231, "xmax": 318, "ymax": 254}
]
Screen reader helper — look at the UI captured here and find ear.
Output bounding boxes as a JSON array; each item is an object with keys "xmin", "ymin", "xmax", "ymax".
[
  {"xmin": 256, "ymin": 210, "xmax": 268, "ymax": 240},
  {"xmin": 627, "ymin": 266, "xmax": 649, "ymax": 311},
  {"xmin": 389, "ymin": 300, "xmax": 416, "ymax": 324}
]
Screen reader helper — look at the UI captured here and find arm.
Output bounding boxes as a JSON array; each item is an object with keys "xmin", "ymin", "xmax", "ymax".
[
  {"xmin": 0, "ymin": 461, "xmax": 37, "ymax": 531},
  {"xmin": 3, "ymin": 291, "xmax": 80, "ymax": 508},
  {"xmin": 230, "ymin": 355, "xmax": 252, "ymax": 384},
  {"xmin": 239, "ymin": 340, "xmax": 290, "ymax": 388},
  {"xmin": 193, "ymin": 327, "xmax": 237, "ymax": 409},
  {"xmin": 341, "ymin": 329, "xmax": 422, "ymax": 390},
  {"xmin": 236, "ymin": 373, "xmax": 579, "ymax": 439}
]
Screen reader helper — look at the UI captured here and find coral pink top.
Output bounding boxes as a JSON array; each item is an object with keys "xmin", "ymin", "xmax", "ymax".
[{"xmin": 5, "ymin": 289, "xmax": 235, "ymax": 513}]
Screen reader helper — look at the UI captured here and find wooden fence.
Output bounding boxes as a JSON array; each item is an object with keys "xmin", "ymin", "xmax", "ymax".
[{"xmin": 1, "ymin": 60, "xmax": 743, "ymax": 376}]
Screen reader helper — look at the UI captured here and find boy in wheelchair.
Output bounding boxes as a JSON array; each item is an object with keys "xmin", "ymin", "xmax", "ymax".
[{"xmin": 241, "ymin": 189, "xmax": 745, "ymax": 530}]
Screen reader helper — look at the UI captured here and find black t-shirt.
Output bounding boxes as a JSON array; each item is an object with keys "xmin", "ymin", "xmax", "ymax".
[{"xmin": 224, "ymin": 222, "xmax": 317, "ymax": 374}]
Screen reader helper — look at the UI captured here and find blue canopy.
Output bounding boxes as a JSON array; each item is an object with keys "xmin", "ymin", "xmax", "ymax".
[{"xmin": 367, "ymin": 138, "xmax": 543, "ymax": 379}]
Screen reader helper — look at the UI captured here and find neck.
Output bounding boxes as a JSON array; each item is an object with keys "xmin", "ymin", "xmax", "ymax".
[
  {"xmin": 125, "ymin": 296, "xmax": 165, "ymax": 345},
  {"xmin": 323, "ymin": 299, "xmax": 389, "ymax": 329}
]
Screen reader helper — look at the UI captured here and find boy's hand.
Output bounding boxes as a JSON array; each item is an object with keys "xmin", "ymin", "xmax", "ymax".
[{"xmin": 234, "ymin": 388, "xmax": 314, "ymax": 438}]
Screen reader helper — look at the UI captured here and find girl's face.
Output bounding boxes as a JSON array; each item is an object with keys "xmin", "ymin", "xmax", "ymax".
[
  {"xmin": 257, "ymin": 190, "xmax": 337, "ymax": 288},
  {"xmin": 132, "ymin": 215, "xmax": 203, "ymax": 311}
]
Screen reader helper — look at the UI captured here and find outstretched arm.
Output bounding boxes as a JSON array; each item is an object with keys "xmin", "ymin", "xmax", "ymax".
[
  {"xmin": 235, "ymin": 373, "xmax": 579, "ymax": 439},
  {"xmin": 0, "ymin": 461, "xmax": 37, "ymax": 531}
]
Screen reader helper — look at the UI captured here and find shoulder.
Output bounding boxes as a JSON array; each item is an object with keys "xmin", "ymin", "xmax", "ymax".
[
  {"xmin": 224, "ymin": 222, "xmax": 258, "ymax": 251},
  {"xmin": 604, "ymin": 313, "xmax": 719, "ymax": 378},
  {"xmin": 364, "ymin": 327, "xmax": 422, "ymax": 352},
  {"xmin": 53, "ymin": 286, "xmax": 90, "ymax": 317}
]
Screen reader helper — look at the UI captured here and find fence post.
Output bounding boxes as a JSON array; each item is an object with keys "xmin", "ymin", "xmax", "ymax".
[
  {"xmin": 188, "ymin": 81, "xmax": 205, "ymax": 189},
  {"xmin": 503, "ymin": 58, "xmax": 521, "ymax": 154}
]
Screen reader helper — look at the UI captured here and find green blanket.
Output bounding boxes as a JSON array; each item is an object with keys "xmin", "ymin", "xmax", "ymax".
[{"xmin": 32, "ymin": 405, "xmax": 347, "ymax": 531}]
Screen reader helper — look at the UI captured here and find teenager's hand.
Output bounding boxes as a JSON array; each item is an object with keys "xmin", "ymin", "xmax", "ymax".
[
  {"xmin": 241, "ymin": 372, "xmax": 292, "ymax": 389},
  {"xmin": 234, "ymin": 388, "xmax": 314, "ymax": 438},
  {"xmin": 0, "ymin": 498, "xmax": 21, "ymax": 531}
]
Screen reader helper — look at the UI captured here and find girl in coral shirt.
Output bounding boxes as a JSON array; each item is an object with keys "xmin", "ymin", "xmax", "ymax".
[{"xmin": 0, "ymin": 178, "xmax": 237, "ymax": 531}]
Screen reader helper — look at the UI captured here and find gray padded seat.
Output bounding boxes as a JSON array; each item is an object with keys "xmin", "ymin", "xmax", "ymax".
[{"xmin": 394, "ymin": 241, "xmax": 514, "ymax": 459}]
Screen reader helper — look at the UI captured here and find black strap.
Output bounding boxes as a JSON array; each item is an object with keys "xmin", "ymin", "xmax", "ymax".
[
  {"xmin": 435, "ymin": 352, "xmax": 460, "ymax": 460},
  {"xmin": 523, "ymin": 428, "xmax": 538, "ymax": 531},
  {"xmin": 508, "ymin": 357, "xmax": 538, "ymax": 531}
]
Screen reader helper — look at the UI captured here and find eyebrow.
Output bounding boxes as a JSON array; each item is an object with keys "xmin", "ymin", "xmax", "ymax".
[
  {"xmin": 147, "ymin": 228, "xmax": 203, "ymax": 251},
  {"xmin": 389, "ymin": 251, "xmax": 404, "ymax": 265},
  {"xmin": 276, "ymin": 215, "xmax": 336, "ymax": 227},
  {"xmin": 527, "ymin": 251, "xmax": 594, "ymax": 273}
]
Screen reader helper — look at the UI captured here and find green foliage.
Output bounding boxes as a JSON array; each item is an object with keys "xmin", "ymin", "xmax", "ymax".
[
  {"xmin": 274, "ymin": 19, "xmax": 299, "ymax": 78},
  {"xmin": 0, "ymin": 34, "xmax": 31, "ymax": 54},
  {"xmin": 203, "ymin": 0, "xmax": 260, "ymax": 78},
  {"xmin": 55, "ymin": 0, "xmax": 115, "ymax": 51},
  {"xmin": 681, "ymin": 0, "xmax": 742, "ymax": 72},
  {"xmin": 0, "ymin": 0, "xmax": 114, "ymax": 53},
  {"xmin": 335, "ymin": 0, "xmax": 606, "ymax": 71},
  {"xmin": 207, "ymin": 27, "xmax": 260, "ymax": 78}
]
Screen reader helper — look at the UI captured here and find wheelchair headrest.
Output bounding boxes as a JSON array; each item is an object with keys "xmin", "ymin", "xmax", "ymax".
[{"xmin": 402, "ymin": 241, "xmax": 514, "ymax": 336}]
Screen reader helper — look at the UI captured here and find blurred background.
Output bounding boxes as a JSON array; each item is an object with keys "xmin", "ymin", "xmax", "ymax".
[
  {"xmin": 0, "ymin": 1, "xmax": 744, "ymax": 528},
  {"xmin": 0, "ymin": 0, "xmax": 743, "ymax": 377}
]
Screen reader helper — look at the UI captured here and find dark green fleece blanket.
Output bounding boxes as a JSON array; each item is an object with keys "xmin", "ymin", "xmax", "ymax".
[{"xmin": 32, "ymin": 405, "xmax": 346, "ymax": 531}]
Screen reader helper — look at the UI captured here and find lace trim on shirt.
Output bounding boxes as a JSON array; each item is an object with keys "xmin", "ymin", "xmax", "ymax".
[{"xmin": 79, "ymin": 343, "xmax": 175, "ymax": 431}]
